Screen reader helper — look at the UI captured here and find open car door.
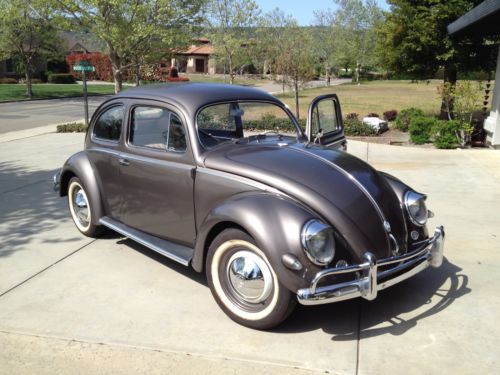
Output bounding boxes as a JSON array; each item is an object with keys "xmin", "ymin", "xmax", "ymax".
[{"xmin": 306, "ymin": 94, "xmax": 346, "ymax": 150}]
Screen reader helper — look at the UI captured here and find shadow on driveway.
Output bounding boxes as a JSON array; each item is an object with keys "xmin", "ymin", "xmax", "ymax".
[
  {"xmin": 277, "ymin": 258, "xmax": 469, "ymax": 340},
  {"xmin": 0, "ymin": 162, "xmax": 82, "ymax": 259},
  {"xmin": 108, "ymin": 231, "xmax": 470, "ymax": 340}
]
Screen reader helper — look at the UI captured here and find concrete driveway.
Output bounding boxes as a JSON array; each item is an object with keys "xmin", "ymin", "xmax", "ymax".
[{"xmin": 0, "ymin": 131, "xmax": 499, "ymax": 374}]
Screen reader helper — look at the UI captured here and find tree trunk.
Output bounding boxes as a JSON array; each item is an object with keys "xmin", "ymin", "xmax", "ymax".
[
  {"xmin": 355, "ymin": 62, "xmax": 361, "ymax": 84},
  {"xmin": 113, "ymin": 67, "xmax": 123, "ymax": 94},
  {"xmin": 294, "ymin": 78, "xmax": 299, "ymax": 120},
  {"xmin": 109, "ymin": 50, "xmax": 123, "ymax": 93},
  {"xmin": 228, "ymin": 56, "xmax": 234, "ymax": 85},
  {"xmin": 25, "ymin": 67, "xmax": 33, "ymax": 99},
  {"xmin": 325, "ymin": 63, "xmax": 331, "ymax": 87},
  {"xmin": 135, "ymin": 64, "xmax": 141, "ymax": 87},
  {"xmin": 439, "ymin": 63, "xmax": 458, "ymax": 119}
]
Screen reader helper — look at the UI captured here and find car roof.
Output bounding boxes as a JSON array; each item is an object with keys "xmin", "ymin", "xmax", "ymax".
[{"xmin": 115, "ymin": 83, "xmax": 282, "ymax": 115}]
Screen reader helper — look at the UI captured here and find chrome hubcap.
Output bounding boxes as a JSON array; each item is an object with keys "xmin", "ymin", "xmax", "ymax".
[
  {"xmin": 73, "ymin": 187, "xmax": 90, "ymax": 227},
  {"xmin": 226, "ymin": 251, "xmax": 273, "ymax": 304}
]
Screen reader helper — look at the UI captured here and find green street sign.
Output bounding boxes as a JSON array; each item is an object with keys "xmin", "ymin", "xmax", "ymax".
[{"xmin": 73, "ymin": 65, "xmax": 95, "ymax": 72}]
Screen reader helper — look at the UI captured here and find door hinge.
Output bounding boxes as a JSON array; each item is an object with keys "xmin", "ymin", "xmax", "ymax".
[{"xmin": 191, "ymin": 168, "xmax": 196, "ymax": 180}]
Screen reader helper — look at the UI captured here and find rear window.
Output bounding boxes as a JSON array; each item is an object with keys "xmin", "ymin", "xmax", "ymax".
[{"xmin": 93, "ymin": 106, "xmax": 124, "ymax": 141}]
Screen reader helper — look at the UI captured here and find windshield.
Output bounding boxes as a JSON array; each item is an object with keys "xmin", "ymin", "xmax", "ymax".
[{"xmin": 196, "ymin": 101, "xmax": 300, "ymax": 149}]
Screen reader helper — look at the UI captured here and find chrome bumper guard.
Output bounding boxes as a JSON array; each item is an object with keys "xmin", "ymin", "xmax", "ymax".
[
  {"xmin": 297, "ymin": 226, "xmax": 445, "ymax": 305},
  {"xmin": 53, "ymin": 171, "xmax": 61, "ymax": 192}
]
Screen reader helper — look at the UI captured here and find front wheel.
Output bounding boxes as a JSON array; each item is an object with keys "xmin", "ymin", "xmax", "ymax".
[
  {"xmin": 206, "ymin": 228, "xmax": 296, "ymax": 329},
  {"xmin": 67, "ymin": 177, "xmax": 102, "ymax": 237}
]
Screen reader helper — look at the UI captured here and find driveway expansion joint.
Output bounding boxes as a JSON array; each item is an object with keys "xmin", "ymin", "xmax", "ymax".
[
  {"xmin": 0, "ymin": 239, "xmax": 97, "ymax": 299},
  {"xmin": 0, "ymin": 330, "xmax": 330, "ymax": 374}
]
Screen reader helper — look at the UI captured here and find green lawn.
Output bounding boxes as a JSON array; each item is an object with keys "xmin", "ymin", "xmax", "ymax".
[
  {"xmin": 277, "ymin": 80, "xmax": 448, "ymax": 119},
  {"xmin": 0, "ymin": 83, "xmax": 116, "ymax": 101}
]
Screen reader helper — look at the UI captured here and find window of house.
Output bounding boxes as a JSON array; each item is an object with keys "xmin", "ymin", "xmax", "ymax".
[
  {"xmin": 5, "ymin": 59, "xmax": 14, "ymax": 73},
  {"xmin": 93, "ymin": 106, "xmax": 124, "ymax": 141},
  {"xmin": 130, "ymin": 106, "xmax": 186, "ymax": 152}
]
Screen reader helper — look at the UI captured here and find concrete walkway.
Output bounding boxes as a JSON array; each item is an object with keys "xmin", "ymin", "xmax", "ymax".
[{"xmin": 0, "ymin": 131, "xmax": 499, "ymax": 374}]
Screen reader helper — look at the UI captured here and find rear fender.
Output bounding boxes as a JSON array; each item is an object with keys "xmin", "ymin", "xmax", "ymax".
[{"xmin": 59, "ymin": 151, "xmax": 104, "ymax": 223}]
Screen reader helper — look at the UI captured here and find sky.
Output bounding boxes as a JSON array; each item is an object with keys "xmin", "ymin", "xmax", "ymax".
[{"xmin": 255, "ymin": 0, "xmax": 389, "ymax": 26}]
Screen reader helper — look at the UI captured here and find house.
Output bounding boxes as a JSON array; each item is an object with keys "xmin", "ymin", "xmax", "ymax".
[
  {"xmin": 0, "ymin": 58, "xmax": 16, "ymax": 78},
  {"xmin": 448, "ymin": 0, "xmax": 500, "ymax": 148},
  {"xmin": 60, "ymin": 31, "xmax": 107, "ymax": 55},
  {"xmin": 171, "ymin": 38, "xmax": 217, "ymax": 74}
]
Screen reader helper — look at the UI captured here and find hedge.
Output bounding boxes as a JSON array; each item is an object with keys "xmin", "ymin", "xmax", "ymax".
[
  {"xmin": 0, "ymin": 77, "xmax": 18, "ymax": 84},
  {"xmin": 57, "ymin": 122, "xmax": 88, "ymax": 133},
  {"xmin": 344, "ymin": 118, "xmax": 376, "ymax": 136},
  {"xmin": 48, "ymin": 73, "xmax": 76, "ymax": 84}
]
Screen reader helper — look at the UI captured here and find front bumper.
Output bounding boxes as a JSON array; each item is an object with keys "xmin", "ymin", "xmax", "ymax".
[{"xmin": 297, "ymin": 226, "xmax": 445, "ymax": 305}]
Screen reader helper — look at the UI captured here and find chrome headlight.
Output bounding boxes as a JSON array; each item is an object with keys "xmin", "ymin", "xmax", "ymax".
[
  {"xmin": 301, "ymin": 220, "xmax": 335, "ymax": 266},
  {"xmin": 404, "ymin": 191, "xmax": 428, "ymax": 226}
]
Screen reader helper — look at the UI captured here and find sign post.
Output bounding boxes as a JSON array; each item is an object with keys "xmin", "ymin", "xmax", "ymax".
[{"xmin": 73, "ymin": 61, "xmax": 95, "ymax": 127}]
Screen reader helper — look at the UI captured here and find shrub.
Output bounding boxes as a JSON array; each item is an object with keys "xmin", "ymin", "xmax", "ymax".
[
  {"xmin": 346, "ymin": 113, "xmax": 359, "ymax": 120},
  {"xmin": 344, "ymin": 118, "xmax": 376, "ymax": 136},
  {"xmin": 432, "ymin": 120, "xmax": 461, "ymax": 149},
  {"xmin": 367, "ymin": 112, "xmax": 380, "ymax": 118},
  {"xmin": 395, "ymin": 107, "xmax": 425, "ymax": 132},
  {"xmin": 409, "ymin": 116, "xmax": 436, "ymax": 144},
  {"xmin": 244, "ymin": 114, "xmax": 305, "ymax": 132},
  {"xmin": 56, "ymin": 122, "xmax": 87, "ymax": 133},
  {"xmin": 66, "ymin": 53, "xmax": 113, "ymax": 81},
  {"xmin": 0, "ymin": 77, "xmax": 18, "ymax": 84},
  {"xmin": 383, "ymin": 110, "xmax": 398, "ymax": 122},
  {"xmin": 48, "ymin": 73, "xmax": 76, "ymax": 84},
  {"xmin": 31, "ymin": 78, "xmax": 42, "ymax": 84}
]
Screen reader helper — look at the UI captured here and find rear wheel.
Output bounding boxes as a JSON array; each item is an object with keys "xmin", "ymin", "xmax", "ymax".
[
  {"xmin": 68, "ymin": 177, "xmax": 102, "ymax": 237},
  {"xmin": 206, "ymin": 228, "xmax": 296, "ymax": 329}
]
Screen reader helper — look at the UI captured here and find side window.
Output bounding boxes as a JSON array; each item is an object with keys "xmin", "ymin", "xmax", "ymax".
[
  {"xmin": 130, "ymin": 106, "xmax": 186, "ymax": 153},
  {"xmin": 93, "ymin": 106, "xmax": 123, "ymax": 141}
]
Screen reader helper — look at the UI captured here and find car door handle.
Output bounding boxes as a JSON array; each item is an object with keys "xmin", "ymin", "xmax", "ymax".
[{"xmin": 119, "ymin": 158, "xmax": 130, "ymax": 166}]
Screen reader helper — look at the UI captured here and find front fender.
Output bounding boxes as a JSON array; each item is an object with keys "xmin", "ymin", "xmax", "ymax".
[
  {"xmin": 59, "ymin": 151, "xmax": 104, "ymax": 223},
  {"xmin": 192, "ymin": 192, "xmax": 323, "ymax": 292}
]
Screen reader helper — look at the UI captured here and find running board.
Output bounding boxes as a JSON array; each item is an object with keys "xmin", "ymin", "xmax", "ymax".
[{"xmin": 99, "ymin": 216, "xmax": 193, "ymax": 266}]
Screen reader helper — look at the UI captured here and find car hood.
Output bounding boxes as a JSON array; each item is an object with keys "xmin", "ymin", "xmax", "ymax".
[{"xmin": 202, "ymin": 141, "xmax": 407, "ymax": 260}]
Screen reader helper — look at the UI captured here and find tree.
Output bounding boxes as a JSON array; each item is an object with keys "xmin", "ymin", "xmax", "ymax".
[
  {"xmin": 256, "ymin": 10, "xmax": 316, "ymax": 119},
  {"xmin": 206, "ymin": 0, "xmax": 260, "ymax": 84},
  {"xmin": 376, "ymin": 0, "xmax": 485, "ymax": 84},
  {"xmin": 281, "ymin": 25, "xmax": 316, "ymax": 119},
  {"xmin": 256, "ymin": 8, "xmax": 294, "ymax": 88},
  {"xmin": 50, "ymin": 0, "xmax": 204, "ymax": 93},
  {"xmin": 311, "ymin": 15, "xmax": 337, "ymax": 85},
  {"xmin": 314, "ymin": 0, "xmax": 383, "ymax": 82},
  {"xmin": 0, "ymin": 0, "xmax": 61, "ymax": 98}
]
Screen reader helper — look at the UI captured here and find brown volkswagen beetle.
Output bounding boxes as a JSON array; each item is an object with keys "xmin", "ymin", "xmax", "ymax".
[{"xmin": 54, "ymin": 83, "xmax": 444, "ymax": 329}]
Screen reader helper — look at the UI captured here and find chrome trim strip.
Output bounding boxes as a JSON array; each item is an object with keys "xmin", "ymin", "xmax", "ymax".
[
  {"xmin": 99, "ymin": 217, "xmax": 192, "ymax": 266},
  {"xmin": 119, "ymin": 152, "xmax": 193, "ymax": 170},
  {"xmin": 88, "ymin": 147, "xmax": 193, "ymax": 170},
  {"xmin": 297, "ymin": 226, "xmax": 444, "ymax": 305},
  {"xmin": 286, "ymin": 146, "xmax": 390, "ymax": 248},
  {"xmin": 88, "ymin": 147, "xmax": 120, "ymax": 156}
]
